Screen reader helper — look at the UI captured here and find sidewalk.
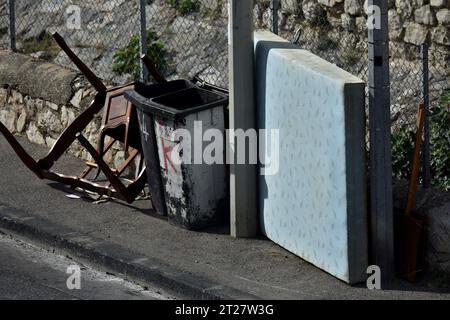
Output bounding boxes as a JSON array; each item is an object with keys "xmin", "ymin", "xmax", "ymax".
[{"xmin": 0, "ymin": 136, "xmax": 449, "ymax": 300}]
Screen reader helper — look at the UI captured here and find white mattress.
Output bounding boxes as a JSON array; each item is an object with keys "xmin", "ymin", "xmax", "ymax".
[{"xmin": 255, "ymin": 31, "xmax": 368, "ymax": 284}]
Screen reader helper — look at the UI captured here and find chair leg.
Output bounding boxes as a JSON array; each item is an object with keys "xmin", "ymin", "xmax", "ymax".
[
  {"xmin": 91, "ymin": 138, "xmax": 116, "ymax": 180},
  {"xmin": 126, "ymin": 169, "xmax": 149, "ymax": 201},
  {"xmin": 38, "ymin": 92, "xmax": 106, "ymax": 171},
  {"xmin": 95, "ymin": 148, "xmax": 141, "ymax": 201},
  {"xmin": 0, "ymin": 121, "xmax": 44, "ymax": 179},
  {"xmin": 75, "ymin": 132, "xmax": 134, "ymax": 203},
  {"xmin": 52, "ymin": 32, "xmax": 107, "ymax": 93}
]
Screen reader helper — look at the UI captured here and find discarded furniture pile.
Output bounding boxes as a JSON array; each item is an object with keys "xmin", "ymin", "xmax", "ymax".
[{"xmin": 0, "ymin": 32, "xmax": 229, "ymax": 231}]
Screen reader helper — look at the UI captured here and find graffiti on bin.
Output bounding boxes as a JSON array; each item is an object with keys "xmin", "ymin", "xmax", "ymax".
[
  {"xmin": 161, "ymin": 138, "xmax": 178, "ymax": 174},
  {"xmin": 156, "ymin": 116, "xmax": 179, "ymax": 174}
]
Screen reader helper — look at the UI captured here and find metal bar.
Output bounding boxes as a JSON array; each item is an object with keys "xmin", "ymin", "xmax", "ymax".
[
  {"xmin": 421, "ymin": 43, "xmax": 431, "ymax": 189},
  {"xmin": 139, "ymin": 0, "xmax": 149, "ymax": 82},
  {"xmin": 271, "ymin": 0, "xmax": 280, "ymax": 35},
  {"xmin": 368, "ymin": 0, "xmax": 395, "ymax": 285},
  {"xmin": 141, "ymin": 54, "xmax": 167, "ymax": 83},
  {"xmin": 7, "ymin": 0, "xmax": 16, "ymax": 51},
  {"xmin": 229, "ymin": 0, "xmax": 258, "ymax": 238}
]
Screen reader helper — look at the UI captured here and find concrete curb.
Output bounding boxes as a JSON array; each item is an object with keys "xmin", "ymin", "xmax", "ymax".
[{"xmin": 0, "ymin": 203, "xmax": 258, "ymax": 300}]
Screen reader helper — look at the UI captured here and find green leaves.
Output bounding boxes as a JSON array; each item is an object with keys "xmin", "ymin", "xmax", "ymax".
[
  {"xmin": 392, "ymin": 124, "xmax": 415, "ymax": 180},
  {"xmin": 429, "ymin": 91, "xmax": 450, "ymax": 190},
  {"xmin": 113, "ymin": 30, "xmax": 166, "ymax": 81},
  {"xmin": 167, "ymin": 0, "xmax": 198, "ymax": 15},
  {"xmin": 392, "ymin": 90, "xmax": 450, "ymax": 191}
]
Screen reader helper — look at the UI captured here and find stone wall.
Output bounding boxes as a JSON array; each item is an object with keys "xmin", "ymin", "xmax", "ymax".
[
  {"xmin": 0, "ymin": 50, "xmax": 127, "ymax": 167},
  {"xmin": 0, "ymin": 0, "xmax": 447, "ymax": 115},
  {"xmin": 1, "ymin": 0, "xmax": 447, "ymax": 86},
  {"xmin": 0, "ymin": 0, "xmax": 230, "ymax": 86},
  {"xmin": 275, "ymin": 0, "xmax": 449, "ymax": 48},
  {"xmin": 264, "ymin": 0, "xmax": 449, "ymax": 130}
]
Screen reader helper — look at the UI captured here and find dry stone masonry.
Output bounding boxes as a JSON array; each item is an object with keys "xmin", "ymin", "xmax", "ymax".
[
  {"xmin": 0, "ymin": 50, "xmax": 127, "ymax": 167},
  {"xmin": 0, "ymin": 1, "xmax": 448, "ymax": 85},
  {"xmin": 274, "ymin": 0, "xmax": 449, "ymax": 46}
]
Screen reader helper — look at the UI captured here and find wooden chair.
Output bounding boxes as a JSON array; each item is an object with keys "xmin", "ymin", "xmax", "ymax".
[{"xmin": 0, "ymin": 33, "xmax": 164, "ymax": 204}]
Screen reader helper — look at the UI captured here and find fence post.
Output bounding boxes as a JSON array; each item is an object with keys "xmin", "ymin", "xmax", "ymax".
[
  {"xmin": 139, "ymin": 0, "xmax": 148, "ymax": 82},
  {"xmin": 421, "ymin": 43, "xmax": 431, "ymax": 189},
  {"xmin": 368, "ymin": 0, "xmax": 395, "ymax": 285},
  {"xmin": 228, "ymin": 0, "xmax": 258, "ymax": 238},
  {"xmin": 7, "ymin": 0, "xmax": 16, "ymax": 52},
  {"xmin": 271, "ymin": 0, "xmax": 280, "ymax": 35}
]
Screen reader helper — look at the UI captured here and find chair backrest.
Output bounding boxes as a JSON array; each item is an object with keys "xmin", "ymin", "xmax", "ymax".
[
  {"xmin": 101, "ymin": 83, "xmax": 142, "ymax": 151},
  {"xmin": 52, "ymin": 33, "xmax": 142, "ymax": 152}
]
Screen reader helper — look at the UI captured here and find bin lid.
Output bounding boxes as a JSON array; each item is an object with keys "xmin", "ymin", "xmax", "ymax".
[{"xmin": 125, "ymin": 86, "xmax": 228, "ymax": 120}]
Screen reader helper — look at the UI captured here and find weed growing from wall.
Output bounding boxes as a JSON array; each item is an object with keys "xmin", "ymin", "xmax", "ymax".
[
  {"xmin": 113, "ymin": 30, "xmax": 166, "ymax": 80},
  {"xmin": 167, "ymin": 0, "xmax": 198, "ymax": 15}
]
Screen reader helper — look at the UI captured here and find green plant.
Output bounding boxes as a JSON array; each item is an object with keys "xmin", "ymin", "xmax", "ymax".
[
  {"xmin": 392, "ymin": 90, "xmax": 450, "ymax": 191},
  {"xmin": 316, "ymin": 32, "xmax": 337, "ymax": 51},
  {"xmin": 112, "ymin": 30, "xmax": 166, "ymax": 80},
  {"xmin": 0, "ymin": 27, "xmax": 8, "ymax": 37},
  {"xmin": 167, "ymin": 0, "xmax": 198, "ymax": 15},
  {"xmin": 341, "ymin": 49, "xmax": 360, "ymax": 68},
  {"xmin": 429, "ymin": 91, "xmax": 450, "ymax": 190},
  {"xmin": 392, "ymin": 123, "xmax": 416, "ymax": 179}
]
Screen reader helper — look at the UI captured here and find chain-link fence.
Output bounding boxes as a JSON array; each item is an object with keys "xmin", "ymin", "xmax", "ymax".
[
  {"xmin": 257, "ymin": 1, "xmax": 449, "ymax": 190},
  {"xmin": 145, "ymin": 0, "xmax": 228, "ymax": 87},
  {"xmin": 428, "ymin": 46, "xmax": 449, "ymax": 112},
  {"xmin": 0, "ymin": 0, "xmax": 141, "ymax": 83},
  {"xmin": 0, "ymin": 1, "xmax": 10, "ymax": 48},
  {"xmin": 389, "ymin": 43, "xmax": 449, "ymax": 190},
  {"xmin": 0, "ymin": 0, "xmax": 229, "ymax": 86},
  {"xmin": 1, "ymin": 0, "xmax": 449, "ymax": 190}
]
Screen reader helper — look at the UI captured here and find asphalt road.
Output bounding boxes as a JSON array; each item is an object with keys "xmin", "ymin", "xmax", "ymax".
[{"xmin": 0, "ymin": 231, "xmax": 175, "ymax": 300}]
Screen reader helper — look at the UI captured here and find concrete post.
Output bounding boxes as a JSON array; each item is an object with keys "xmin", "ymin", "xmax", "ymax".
[
  {"xmin": 139, "ymin": 0, "xmax": 149, "ymax": 82},
  {"xmin": 228, "ymin": 0, "xmax": 258, "ymax": 238},
  {"xmin": 368, "ymin": 0, "xmax": 395, "ymax": 284}
]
